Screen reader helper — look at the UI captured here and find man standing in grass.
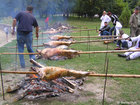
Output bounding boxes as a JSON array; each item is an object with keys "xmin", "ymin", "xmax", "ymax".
[
  {"xmin": 12, "ymin": 6, "xmax": 39, "ymax": 68},
  {"xmin": 129, "ymin": 7, "xmax": 140, "ymax": 37}
]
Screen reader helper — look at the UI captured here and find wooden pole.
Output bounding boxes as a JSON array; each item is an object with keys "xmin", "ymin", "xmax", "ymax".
[
  {"xmin": 78, "ymin": 49, "xmax": 140, "ymax": 54},
  {"xmin": 72, "ymin": 35, "xmax": 117, "ymax": 38},
  {"xmin": 0, "ymin": 70, "xmax": 140, "ymax": 78},
  {"xmin": 73, "ymin": 38, "xmax": 125, "ymax": 43},
  {"xmin": 0, "ymin": 53, "xmax": 39, "ymax": 55},
  {"xmin": 30, "ymin": 59, "xmax": 45, "ymax": 68},
  {"xmin": 69, "ymin": 28, "xmax": 98, "ymax": 33},
  {"xmin": 0, "ymin": 49, "xmax": 140, "ymax": 55},
  {"xmin": 34, "ymin": 35, "xmax": 117, "ymax": 40},
  {"xmin": 41, "ymin": 28, "xmax": 97, "ymax": 34},
  {"xmin": 6, "ymin": 44, "xmax": 44, "ymax": 49},
  {"xmin": 0, "ymin": 70, "xmax": 37, "ymax": 74},
  {"xmin": 0, "ymin": 55, "xmax": 5, "ymax": 100},
  {"xmin": 88, "ymin": 74, "xmax": 140, "ymax": 78},
  {"xmin": 7, "ymin": 38, "xmax": 125, "ymax": 49}
]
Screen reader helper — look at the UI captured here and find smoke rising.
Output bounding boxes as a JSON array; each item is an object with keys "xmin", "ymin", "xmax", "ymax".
[{"xmin": 0, "ymin": 0, "xmax": 76, "ymax": 20}]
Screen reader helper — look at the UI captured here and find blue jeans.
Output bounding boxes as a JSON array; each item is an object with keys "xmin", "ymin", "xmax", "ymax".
[
  {"xmin": 109, "ymin": 26, "xmax": 116, "ymax": 35},
  {"xmin": 101, "ymin": 31, "xmax": 110, "ymax": 39},
  {"xmin": 101, "ymin": 31, "xmax": 110, "ymax": 35},
  {"xmin": 17, "ymin": 31, "xmax": 35, "ymax": 68},
  {"xmin": 117, "ymin": 40, "xmax": 128, "ymax": 49}
]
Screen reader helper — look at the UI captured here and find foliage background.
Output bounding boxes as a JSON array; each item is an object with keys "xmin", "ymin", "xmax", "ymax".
[{"xmin": 0, "ymin": 0, "xmax": 139, "ymax": 18}]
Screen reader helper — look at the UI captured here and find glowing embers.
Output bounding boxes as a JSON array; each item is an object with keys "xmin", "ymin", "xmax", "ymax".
[
  {"xmin": 6, "ymin": 60, "xmax": 85, "ymax": 101},
  {"xmin": 6, "ymin": 76, "xmax": 84, "ymax": 101}
]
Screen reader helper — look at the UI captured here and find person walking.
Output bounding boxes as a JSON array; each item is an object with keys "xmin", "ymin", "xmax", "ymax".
[
  {"xmin": 4, "ymin": 27, "xmax": 9, "ymax": 42},
  {"xmin": 12, "ymin": 6, "xmax": 39, "ymax": 68},
  {"xmin": 129, "ymin": 7, "xmax": 140, "ymax": 37},
  {"xmin": 45, "ymin": 16, "xmax": 49, "ymax": 30}
]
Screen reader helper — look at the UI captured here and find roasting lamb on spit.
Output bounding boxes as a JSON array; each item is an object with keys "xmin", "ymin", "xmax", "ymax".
[
  {"xmin": 43, "ymin": 41, "xmax": 73, "ymax": 48},
  {"xmin": 49, "ymin": 35, "xmax": 72, "ymax": 41},
  {"xmin": 56, "ymin": 45, "xmax": 69, "ymax": 49},
  {"xmin": 31, "ymin": 66, "xmax": 89, "ymax": 81},
  {"xmin": 43, "ymin": 28, "xmax": 62, "ymax": 34},
  {"xmin": 36, "ymin": 48, "xmax": 79, "ymax": 60},
  {"xmin": 30, "ymin": 59, "xmax": 91, "ymax": 81}
]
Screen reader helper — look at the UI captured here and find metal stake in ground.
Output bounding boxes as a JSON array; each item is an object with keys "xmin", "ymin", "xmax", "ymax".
[
  {"xmin": 104, "ymin": 44, "xmax": 109, "ymax": 72},
  {"xmin": 102, "ymin": 58, "xmax": 109, "ymax": 105},
  {"xmin": 80, "ymin": 26, "xmax": 81, "ymax": 41},
  {"xmin": 96, "ymin": 26, "xmax": 98, "ymax": 33},
  {"xmin": 42, "ymin": 32, "xmax": 43, "ymax": 44},
  {"xmin": 88, "ymin": 30, "xmax": 90, "ymax": 58},
  {"xmin": 37, "ymin": 37, "xmax": 38, "ymax": 49},
  {"xmin": 15, "ymin": 43, "xmax": 18, "ymax": 71},
  {"xmin": 0, "ymin": 55, "xmax": 5, "ymax": 100}
]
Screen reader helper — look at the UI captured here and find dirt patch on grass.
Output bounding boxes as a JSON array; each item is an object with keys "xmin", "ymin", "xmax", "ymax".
[
  {"xmin": 0, "ymin": 76, "xmax": 121, "ymax": 105},
  {"xmin": 0, "ymin": 69, "xmax": 31, "ymax": 105},
  {"xmin": 0, "ymin": 30, "xmax": 16, "ymax": 47}
]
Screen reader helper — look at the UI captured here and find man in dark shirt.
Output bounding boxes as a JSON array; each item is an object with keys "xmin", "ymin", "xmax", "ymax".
[
  {"xmin": 12, "ymin": 6, "xmax": 39, "ymax": 68},
  {"xmin": 99, "ymin": 22, "xmax": 110, "ymax": 36}
]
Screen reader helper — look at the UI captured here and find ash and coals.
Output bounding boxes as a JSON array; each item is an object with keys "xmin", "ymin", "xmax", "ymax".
[{"xmin": 6, "ymin": 77, "xmax": 85, "ymax": 101}]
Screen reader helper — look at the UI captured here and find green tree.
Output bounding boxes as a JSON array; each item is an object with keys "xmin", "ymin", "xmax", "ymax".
[{"xmin": 119, "ymin": 4, "xmax": 131, "ymax": 27}]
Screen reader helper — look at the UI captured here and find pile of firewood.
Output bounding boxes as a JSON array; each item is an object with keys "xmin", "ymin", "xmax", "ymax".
[{"xmin": 6, "ymin": 59, "xmax": 85, "ymax": 101}]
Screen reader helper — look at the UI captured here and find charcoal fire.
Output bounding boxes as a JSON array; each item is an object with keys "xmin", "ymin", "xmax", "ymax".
[
  {"xmin": 6, "ymin": 60, "xmax": 86, "ymax": 101},
  {"xmin": 36, "ymin": 48, "xmax": 79, "ymax": 60},
  {"xmin": 6, "ymin": 77, "xmax": 85, "ymax": 101}
]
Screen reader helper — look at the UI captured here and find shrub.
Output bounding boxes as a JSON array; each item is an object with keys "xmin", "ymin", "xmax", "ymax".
[{"xmin": 119, "ymin": 4, "xmax": 131, "ymax": 28}]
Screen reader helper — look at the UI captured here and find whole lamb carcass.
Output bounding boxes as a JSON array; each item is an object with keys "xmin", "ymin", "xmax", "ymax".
[
  {"xmin": 31, "ymin": 66, "xmax": 90, "ymax": 80},
  {"xmin": 43, "ymin": 28, "xmax": 61, "ymax": 34},
  {"xmin": 56, "ymin": 45, "xmax": 69, "ymax": 49},
  {"xmin": 49, "ymin": 35, "xmax": 72, "ymax": 41},
  {"xmin": 43, "ymin": 41, "xmax": 73, "ymax": 48},
  {"xmin": 36, "ymin": 48, "xmax": 79, "ymax": 59}
]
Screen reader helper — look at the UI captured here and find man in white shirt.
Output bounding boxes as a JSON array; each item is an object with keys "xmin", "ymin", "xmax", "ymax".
[
  {"xmin": 100, "ymin": 11, "xmax": 111, "ymax": 29},
  {"xmin": 118, "ymin": 35, "xmax": 140, "ymax": 60},
  {"xmin": 115, "ymin": 30, "xmax": 132, "ymax": 50}
]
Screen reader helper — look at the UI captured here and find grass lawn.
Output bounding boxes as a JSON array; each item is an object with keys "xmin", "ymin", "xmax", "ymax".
[{"xmin": 0, "ymin": 17, "xmax": 140, "ymax": 105}]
